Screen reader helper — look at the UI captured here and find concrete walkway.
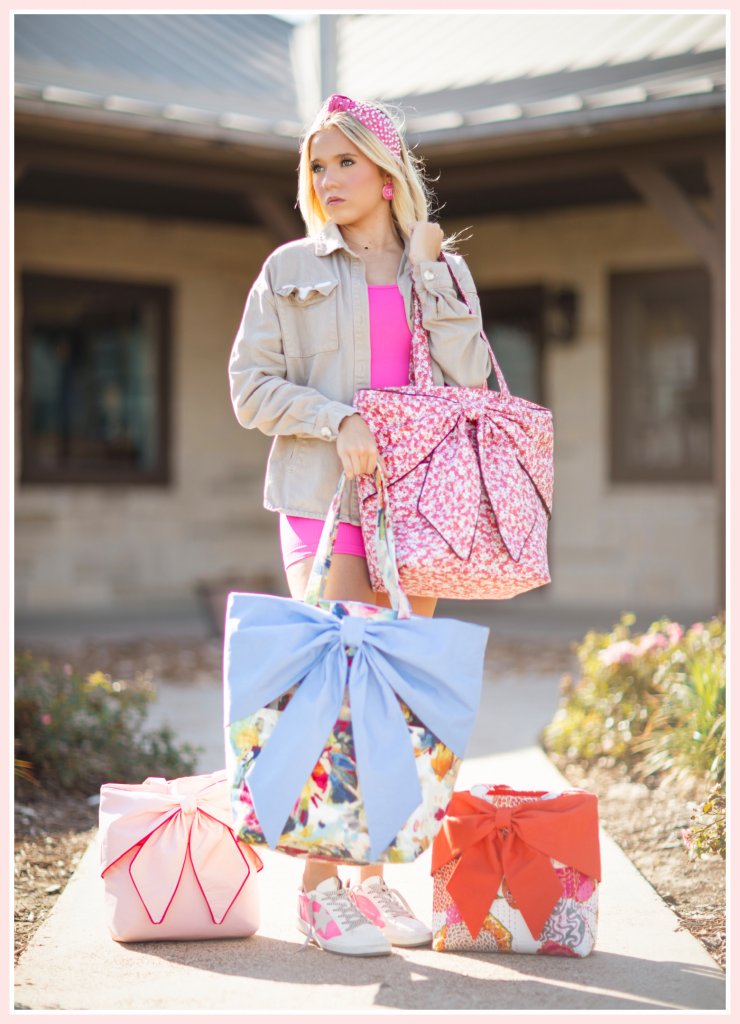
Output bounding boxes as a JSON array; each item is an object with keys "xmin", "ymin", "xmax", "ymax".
[{"xmin": 13, "ymin": 607, "xmax": 726, "ymax": 1012}]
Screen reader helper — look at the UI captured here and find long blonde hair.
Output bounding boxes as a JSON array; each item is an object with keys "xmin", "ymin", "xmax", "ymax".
[{"xmin": 297, "ymin": 99, "xmax": 435, "ymax": 243}]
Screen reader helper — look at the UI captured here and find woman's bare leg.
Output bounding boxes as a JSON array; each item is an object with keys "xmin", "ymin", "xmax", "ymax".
[{"xmin": 285, "ymin": 552, "xmax": 436, "ymax": 890}]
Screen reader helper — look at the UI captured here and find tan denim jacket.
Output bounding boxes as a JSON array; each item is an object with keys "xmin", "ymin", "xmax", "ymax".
[{"xmin": 228, "ymin": 220, "xmax": 491, "ymax": 525}]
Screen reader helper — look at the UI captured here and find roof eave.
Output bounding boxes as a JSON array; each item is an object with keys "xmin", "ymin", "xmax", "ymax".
[
  {"xmin": 407, "ymin": 92, "xmax": 726, "ymax": 157},
  {"xmin": 15, "ymin": 87, "xmax": 724, "ymax": 158}
]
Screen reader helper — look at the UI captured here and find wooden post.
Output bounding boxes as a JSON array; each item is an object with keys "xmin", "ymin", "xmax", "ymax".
[
  {"xmin": 240, "ymin": 191, "xmax": 300, "ymax": 247},
  {"xmin": 621, "ymin": 158, "xmax": 718, "ymax": 273}
]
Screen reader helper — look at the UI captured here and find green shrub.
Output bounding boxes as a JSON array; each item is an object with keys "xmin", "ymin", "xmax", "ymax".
[
  {"xmin": 632, "ymin": 618, "xmax": 725, "ymax": 782},
  {"xmin": 543, "ymin": 613, "xmax": 726, "ymax": 861},
  {"xmin": 682, "ymin": 783, "xmax": 726, "ymax": 861},
  {"xmin": 543, "ymin": 612, "xmax": 676, "ymax": 766},
  {"xmin": 14, "ymin": 652, "xmax": 201, "ymax": 795}
]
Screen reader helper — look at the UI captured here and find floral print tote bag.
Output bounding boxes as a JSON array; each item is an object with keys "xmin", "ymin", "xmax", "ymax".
[
  {"xmin": 354, "ymin": 256, "xmax": 553, "ymax": 600},
  {"xmin": 223, "ymin": 471, "xmax": 489, "ymax": 865}
]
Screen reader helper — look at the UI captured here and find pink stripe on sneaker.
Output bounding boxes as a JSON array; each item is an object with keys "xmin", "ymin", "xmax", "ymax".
[
  {"xmin": 317, "ymin": 920, "xmax": 341, "ymax": 940},
  {"xmin": 353, "ymin": 893, "xmax": 385, "ymax": 928}
]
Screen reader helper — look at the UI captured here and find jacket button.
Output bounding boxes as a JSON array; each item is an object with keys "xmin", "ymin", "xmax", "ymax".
[
  {"xmin": 320, "ymin": 426, "xmax": 332, "ymax": 439},
  {"xmin": 423, "ymin": 269, "xmax": 435, "ymax": 281}
]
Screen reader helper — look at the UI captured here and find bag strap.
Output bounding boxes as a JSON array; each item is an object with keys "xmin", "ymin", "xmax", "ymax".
[
  {"xmin": 407, "ymin": 283, "xmax": 436, "ymax": 390},
  {"xmin": 303, "ymin": 469, "xmax": 412, "ymax": 619},
  {"xmin": 438, "ymin": 252, "xmax": 510, "ymax": 397}
]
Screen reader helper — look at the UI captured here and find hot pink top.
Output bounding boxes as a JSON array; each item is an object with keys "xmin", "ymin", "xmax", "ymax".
[
  {"xmin": 366, "ymin": 284, "xmax": 413, "ymax": 389},
  {"xmin": 280, "ymin": 285, "xmax": 411, "ymax": 570}
]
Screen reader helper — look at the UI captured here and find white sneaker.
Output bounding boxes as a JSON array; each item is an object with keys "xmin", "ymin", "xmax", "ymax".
[
  {"xmin": 297, "ymin": 876, "xmax": 391, "ymax": 956},
  {"xmin": 349, "ymin": 876, "xmax": 433, "ymax": 947}
]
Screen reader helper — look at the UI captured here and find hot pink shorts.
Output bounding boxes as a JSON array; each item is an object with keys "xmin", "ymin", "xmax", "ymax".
[{"xmin": 279, "ymin": 513, "xmax": 366, "ymax": 570}]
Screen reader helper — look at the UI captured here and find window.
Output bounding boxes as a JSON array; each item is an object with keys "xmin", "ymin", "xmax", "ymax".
[
  {"xmin": 610, "ymin": 267, "xmax": 712, "ymax": 482},
  {"xmin": 477, "ymin": 286, "xmax": 545, "ymax": 405},
  {"xmin": 20, "ymin": 274, "xmax": 171, "ymax": 485}
]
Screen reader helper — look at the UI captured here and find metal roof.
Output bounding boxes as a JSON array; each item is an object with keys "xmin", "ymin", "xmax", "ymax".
[
  {"xmin": 14, "ymin": 11, "xmax": 725, "ymax": 149},
  {"xmin": 339, "ymin": 11, "xmax": 726, "ymax": 99},
  {"xmin": 337, "ymin": 12, "xmax": 725, "ymax": 149},
  {"xmin": 14, "ymin": 13, "xmax": 301, "ymax": 138}
]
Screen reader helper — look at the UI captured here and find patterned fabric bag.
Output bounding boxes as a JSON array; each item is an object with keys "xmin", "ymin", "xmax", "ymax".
[
  {"xmin": 223, "ymin": 471, "xmax": 489, "ymax": 865},
  {"xmin": 354, "ymin": 256, "xmax": 553, "ymax": 599},
  {"xmin": 431, "ymin": 785, "xmax": 601, "ymax": 956}
]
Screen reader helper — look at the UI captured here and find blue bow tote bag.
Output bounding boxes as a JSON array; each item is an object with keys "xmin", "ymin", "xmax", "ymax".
[{"xmin": 223, "ymin": 471, "xmax": 489, "ymax": 865}]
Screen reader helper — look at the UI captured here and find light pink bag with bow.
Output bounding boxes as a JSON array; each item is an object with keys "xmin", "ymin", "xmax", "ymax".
[
  {"xmin": 354, "ymin": 257, "xmax": 553, "ymax": 600},
  {"xmin": 99, "ymin": 769, "xmax": 262, "ymax": 942}
]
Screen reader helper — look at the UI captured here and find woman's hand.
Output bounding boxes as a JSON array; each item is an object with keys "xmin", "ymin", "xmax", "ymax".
[
  {"xmin": 408, "ymin": 221, "xmax": 444, "ymax": 265},
  {"xmin": 336, "ymin": 413, "xmax": 385, "ymax": 480}
]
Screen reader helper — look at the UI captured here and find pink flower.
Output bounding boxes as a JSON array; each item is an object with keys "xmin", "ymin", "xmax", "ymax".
[
  {"xmin": 666, "ymin": 622, "xmax": 685, "ymax": 645},
  {"xmin": 40, "ymin": 713, "xmax": 52, "ymax": 726},
  {"xmin": 635, "ymin": 633, "xmax": 668, "ymax": 655},
  {"xmin": 599, "ymin": 640, "xmax": 637, "ymax": 666}
]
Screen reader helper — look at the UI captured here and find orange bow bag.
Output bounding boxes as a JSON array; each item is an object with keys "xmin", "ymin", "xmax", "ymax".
[{"xmin": 431, "ymin": 785, "xmax": 601, "ymax": 956}]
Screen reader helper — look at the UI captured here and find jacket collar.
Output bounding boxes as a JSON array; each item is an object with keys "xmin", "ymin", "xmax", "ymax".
[
  {"xmin": 314, "ymin": 219, "xmax": 351, "ymax": 256},
  {"xmin": 314, "ymin": 219, "xmax": 411, "ymax": 269}
]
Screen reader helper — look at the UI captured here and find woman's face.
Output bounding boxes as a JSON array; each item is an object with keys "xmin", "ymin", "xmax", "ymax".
[{"xmin": 309, "ymin": 126, "xmax": 387, "ymax": 227}]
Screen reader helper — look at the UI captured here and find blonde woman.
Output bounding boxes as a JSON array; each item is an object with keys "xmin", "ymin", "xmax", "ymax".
[{"xmin": 229, "ymin": 94, "xmax": 491, "ymax": 957}]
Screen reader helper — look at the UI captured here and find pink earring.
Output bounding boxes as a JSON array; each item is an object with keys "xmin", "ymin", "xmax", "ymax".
[{"xmin": 382, "ymin": 181, "xmax": 394, "ymax": 201}]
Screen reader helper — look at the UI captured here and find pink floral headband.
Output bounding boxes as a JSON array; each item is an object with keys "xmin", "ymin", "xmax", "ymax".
[{"xmin": 324, "ymin": 94, "xmax": 402, "ymax": 162}]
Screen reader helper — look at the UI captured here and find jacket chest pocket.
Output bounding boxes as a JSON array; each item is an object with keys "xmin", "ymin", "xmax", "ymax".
[{"xmin": 274, "ymin": 280, "xmax": 340, "ymax": 357}]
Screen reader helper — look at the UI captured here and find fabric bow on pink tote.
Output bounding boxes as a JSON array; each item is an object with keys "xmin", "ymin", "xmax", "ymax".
[{"xmin": 99, "ymin": 769, "xmax": 262, "ymax": 942}]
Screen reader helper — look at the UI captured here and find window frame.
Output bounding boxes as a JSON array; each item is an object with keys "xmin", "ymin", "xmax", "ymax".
[
  {"xmin": 19, "ymin": 272, "xmax": 172, "ymax": 486},
  {"xmin": 609, "ymin": 265, "xmax": 712, "ymax": 485}
]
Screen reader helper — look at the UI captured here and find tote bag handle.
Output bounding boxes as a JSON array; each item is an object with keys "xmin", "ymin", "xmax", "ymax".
[
  {"xmin": 303, "ymin": 469, "xmax": 412, "ymax": 619},
  {"xmin": 408, "ymin": 253, "xmax": 511, "ymax": 398}
]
